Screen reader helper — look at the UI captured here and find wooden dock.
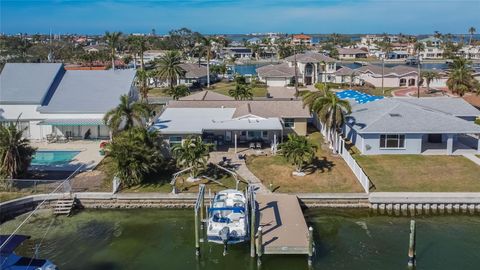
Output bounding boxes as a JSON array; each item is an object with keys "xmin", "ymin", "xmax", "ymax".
[{"xmin": 256, "ymin": 194, "xmax": 310, "ymax": 255}]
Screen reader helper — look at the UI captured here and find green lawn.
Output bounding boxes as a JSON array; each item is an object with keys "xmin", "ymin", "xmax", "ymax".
[
  {"xmin": 354, "ymin": 155, "xmax": 480, "ymax": 192},
  {"xmin": 354, "ymin": 87, "xmax": 396, "ymax": 97},
  {"xmin": 246, "ymin": 131, "xmax": 363, "ymax": 193},
  {"xmin": 209, "ymin": 81, "xmax": 268, "ymax": 97},
  {"xmin": 147, "ymin": 87, "xmax": 170, "ymax": 97},
  {"xmin": 0, "ymin": 192, "xmax": 30, "ymax": 203}
]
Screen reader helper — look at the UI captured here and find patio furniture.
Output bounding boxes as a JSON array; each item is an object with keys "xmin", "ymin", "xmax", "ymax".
[
  {"xmin": 249, "ymin": 142, "xmax": 255, "ymax": 149},
  {"xmin": 256, "ymin": 142, "xmax": 262, "ymax": 149},
  {"xmin": 46, "ymin": 134, "xmax": 57, "ymax": 143}
]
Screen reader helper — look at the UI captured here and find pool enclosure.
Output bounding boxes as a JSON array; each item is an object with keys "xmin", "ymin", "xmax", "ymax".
[{"xmin": 38, "ymin": 118, "xmax": 110, "ymax": 140}]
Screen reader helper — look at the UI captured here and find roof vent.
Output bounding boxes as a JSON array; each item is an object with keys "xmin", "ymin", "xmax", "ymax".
[{"xmin": 389, "ymin": 113, "xmax": 402, "ymax": 117}]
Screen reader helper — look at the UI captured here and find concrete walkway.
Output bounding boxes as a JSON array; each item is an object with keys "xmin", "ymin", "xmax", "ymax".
[
  {"xmin": 463, "ymin": 153, "xmax": 480, "ymax": 166},
  {"xmin": 209, "ymin": 151, "xmax": 270, "ymax": 193}
]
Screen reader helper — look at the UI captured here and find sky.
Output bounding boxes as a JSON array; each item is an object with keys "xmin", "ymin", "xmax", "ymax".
[{"xmin": 1, "ymin": 0, "xmax": 479, "ymax": 35}]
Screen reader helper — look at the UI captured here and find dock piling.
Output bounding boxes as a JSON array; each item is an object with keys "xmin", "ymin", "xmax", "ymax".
[
  {"xmin": 257, "ymin": 226, "xmax": 263, "ymax": 266},
  {"xmin": 407, "ymin": 220, "xmax": 416, "ymax": 268},
  {"xmin": 194, "ymin": 211, "xmax": 200, "ymax": 256},
  {"xmin": 308, "ymin": 226, "xmax": 314, "ymax": 266}
]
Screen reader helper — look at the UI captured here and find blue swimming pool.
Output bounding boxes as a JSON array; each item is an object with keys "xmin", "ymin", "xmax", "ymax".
[
  {"xmin": 31, "ymin": 150, "xmax": 80, "ymax": 166},
  {"xmin": 336, "ymin": 89, "xmax": 383, "ymax": 104}
]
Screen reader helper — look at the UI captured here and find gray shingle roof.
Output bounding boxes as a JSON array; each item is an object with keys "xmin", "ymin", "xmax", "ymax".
[
  {"xmin": 396, "ymin": 97, "xmax": 480, "ymax": 117},
  {"xmin": 335, "ymin": 66, "xmax": 358, "ymax": 76},
  {"xmin": 347, "ymin": 98, "xmax": 480, "ymax": 134},
  {"xmin": 0, "ymin": 63, "xmax": 64, "ymax": 104},
  {"xmin": 37, "ymin": 69, "xmax": 136, "ymax": 114},
  {"xmin": 167, "ymin": 100, "xmax": 311, "ymax": 118},
  {"xmin": 179, "ymin": 63, "xmax": 208, "ymax": 78},
  {"xmin": 355, "ymin": 64, "xmax": 418, "ymax": 77}
]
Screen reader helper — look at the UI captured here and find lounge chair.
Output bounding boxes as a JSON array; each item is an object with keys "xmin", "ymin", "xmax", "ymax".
[
  {"xmin": 249, "ymin": 142, "xmax": 255, "ymax": 149},
  {"xmin": 256, "ymin": 142, "xmax": 262, "ymax": 149}
]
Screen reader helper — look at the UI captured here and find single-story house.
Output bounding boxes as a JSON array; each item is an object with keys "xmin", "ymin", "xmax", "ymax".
[
  {"xmin": 343, "ymin": 97, "xmax": 480, "ymax": 155},
  {"xmin": 333, "ymin": 66, "xmax": 361, "ymax": 84},
  {"xmin": 257, "ymin": 52, "xmax": 337, "ymax": 87},
  {"xmin": 0, "ymin": 63, "xmax": 137, "ymax": 140},
  {"xmin": 387, "ymin": 51, "xmax": 409, "ymax": 60},
  {"xmin": 337, "ymin": 48, "xmax": 368, "ymax": 60},
  {"xmin": 355, "ymin": 64, "xmax": 419, "ymax": 88},
  {"xmin": 224, "ymin": 47, "xmax": 253, "ymax": 59},
  {"xmin": 178, "ymin": 63, "xmax": 216, "ymax": 86},
  {"xmin": 151, "ymin": 97, "xmax": 311, "ymax": 151}
]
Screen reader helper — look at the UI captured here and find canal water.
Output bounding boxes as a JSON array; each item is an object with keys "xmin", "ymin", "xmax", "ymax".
[{"xmin": 1, "ymin": 209, "xmax": 479, "ymax": 270}]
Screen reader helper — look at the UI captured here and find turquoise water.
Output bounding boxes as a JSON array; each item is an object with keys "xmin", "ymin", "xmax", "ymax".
[
  {"xmin": 1, "ymin": 209, "xmax": 479, "ymax": 270},
  {"xmin": 31, "ymin": 150, "xmax": 80, "ymax": 166}
]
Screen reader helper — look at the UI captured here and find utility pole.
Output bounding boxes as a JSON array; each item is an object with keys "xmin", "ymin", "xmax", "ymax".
[
  {"xmin": 381, "ymin": 57, "xmax": 385, "ymax": 94},
  {"xmin": 294, "ymin": 45, "xmax": 299, "ymax": 97},
  {"xmin": 417, "ymin": 52, "xmax": 421, "ymax": 98}
]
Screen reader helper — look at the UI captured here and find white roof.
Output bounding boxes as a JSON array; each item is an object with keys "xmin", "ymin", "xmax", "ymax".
[{"xmin": 151, "ymin": 107, "xmax": 283, "ymax": 134}]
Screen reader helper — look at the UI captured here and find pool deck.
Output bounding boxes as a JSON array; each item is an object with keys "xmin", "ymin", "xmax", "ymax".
[
  {"xmin": 256, "ymin": 194, "xmax": 310, "ymax": 255},
  {"xmin": 30, "ymin": 140, "xmax": 105, "ymax": 172}
]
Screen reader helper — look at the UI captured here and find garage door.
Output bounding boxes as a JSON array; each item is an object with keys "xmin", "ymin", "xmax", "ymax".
[{"xmin": 267, "ymin": 77, "xmax": 286, "ymax": 87}]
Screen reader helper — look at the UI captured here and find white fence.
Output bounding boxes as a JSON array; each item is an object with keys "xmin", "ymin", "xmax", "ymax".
[{"xmin": 319, "ymin": 122, "xmax": 370, "ymax": 193}]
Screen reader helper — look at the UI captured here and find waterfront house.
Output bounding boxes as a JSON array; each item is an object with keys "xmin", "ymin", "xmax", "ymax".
[
  {"xmin": 256, "ymin": 52, "xmax": 337, "ymax": 87},
  {"xmin": 343, "ymin": 97, "xmax": 480, "ymax": 155},
  {"xmin": 0, "ymin": 63, "xmax": 137, "ymax": 140},
  {"xmin": 291, "ymin": 34, "xmax": 312, "ymax": 46},
  {"xmin": 151, "ymin": 97, "xmax": 311, "ymax": 150},
  {"xmin": 355, "ymin": 64, "xmax": 418, "ymax": 88},
  {"xmin": 224, "ymin": 47, "xmax": 253, "ymax": 59},
  {"xmin": 177, "ymin": 63, "xmax": 216, "ymax": 87},
  {"xmin": 337, "ymin": 48, "xmax": 368, "ymax": 60},
  {"xmin": 387, "ymin": 51, "xmax": 409, "ymax": 60}
]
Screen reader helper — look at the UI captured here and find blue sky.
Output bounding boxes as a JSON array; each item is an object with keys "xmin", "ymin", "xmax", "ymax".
[{"xmin": 1, "ymin": 0, "xmax": 479, "ymax": 34}]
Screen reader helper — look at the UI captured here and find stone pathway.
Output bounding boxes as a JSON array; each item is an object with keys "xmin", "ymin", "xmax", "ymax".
[
  {"xmin": 463, "ymin": 154, "xmax": 480, "ymax": 166},
  {"xmin": 209, "ymin": 151, "xmax": 270, "ymax": 193}
]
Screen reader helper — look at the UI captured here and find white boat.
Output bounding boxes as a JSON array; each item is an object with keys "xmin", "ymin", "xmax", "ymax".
[{"xmin": 207, "ymin": 189, "xmax": 248, "ymax": 251}]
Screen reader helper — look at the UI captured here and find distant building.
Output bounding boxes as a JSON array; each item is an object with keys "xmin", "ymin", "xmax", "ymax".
[
  {"xmin": 387, "ymin": 51, "xmax": 409, "ymax": 60},
  {"xmin": 291, "ymin": 34, "xmax": 312, "ymax": 46},
  {"xmin": 337, "ymin": 48, "xmax": 368, "ymax": 60},
  {"xmin": 246, "ymin": 37, "xmax": 262, "ymax": 45},
  {"xmin": 224, "ymin": 47, "xmax": 253, "ymax": 59},
  {"xmin": 178, "ymin": 63, "xmax": 216, "ymax": 86}
]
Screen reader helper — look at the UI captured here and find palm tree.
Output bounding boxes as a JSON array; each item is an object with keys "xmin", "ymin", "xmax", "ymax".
[
  {"xmin": 0, "ymin": 119, "xmax": 36, "ymax": 180},
  {"xmin": 414, "ymin": 42, "xmax": 425, "ymax": 98},
  {"xmin": 168, "ymin": 85, "xmax": 191, "ymax": 100},
  {"xmin": 349, "ymin": 72, "xmax": 357, "ymax": 87},
  {"xmin": 468, "ymin": 26, "xmax": 477, "ymax": 45},
  {"xmin": 136, "ymin": 69, "xmax": 149, "ymax": 102},
  {"xmin": 105, "ymin": 127, "xmax": 163, "ymax": 187},
  {"xmin": 171, "ymin": 136, "xmax": 212, "ymax": 179},
  {"xmin": 420, "ymin": 70, "xmax": 441, "ymax": 93},
  {"xmin": 447, "ymin": 57, "xmax": 478, "ymax": 96},
  {"xmin": 302, "ymin": 89, "xmax": 351, "ymax": 152},
  {"xmin": 156, "ymin": 51, "xmax": 185, "ymax": 89},
  {"xmin": 105, "ymin": 31, "xmax": 122, "ymax": 70},
  {"xmin": 278, "ymin": 134, "xmax": 316, "ymax": 174},
  {"xmin": 127, "ymin": 36, "xmax": 149, "ymax": 70},
  {"xmin": 199, "ymin": 36, "xmax": 215, "ymax": 87},
  {"xmin": 103, "ymin": 95, "xmax": 150, "ymax": 133},
  {"xmin": 228, "ymin": 83, "xmax": 253, "ymax": 100}
]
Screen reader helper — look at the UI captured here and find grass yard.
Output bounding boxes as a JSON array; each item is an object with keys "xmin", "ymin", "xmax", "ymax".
[
  {"xmin": 0, "ymin": 192, "xmax": 30, "ymax": 203},
  {"xmin": 209, "ymin": 81, "xmax": 268, "ymax": 97},
  {"xmin": 354, "ymin": 155, "xmax": 480, "ymax": 192},
  {"xmin": 246, "ymin": 131, "xmax": 363, "ymax": 193},
  {"xmin": 147, "ymin": 87, "xmax": 170, "ymax": 97},
  {"xmin": 355, "ymin": 87, "xmax": 396, "ymax": 97}
]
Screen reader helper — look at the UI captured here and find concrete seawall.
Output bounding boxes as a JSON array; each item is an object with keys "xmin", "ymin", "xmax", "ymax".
[{"xmin": 1, "ymin": 192, "xmax": 480, "ymax": 221}]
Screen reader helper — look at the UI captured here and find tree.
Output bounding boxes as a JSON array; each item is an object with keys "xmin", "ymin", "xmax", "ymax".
[
  {"xmin": 447, "ymin": 57, "xmax": 479, "ymax": 96},
  {"xmin": 199, "ymin": 36, "xmax": 214, "ymax": 87},
  {"xmin": 168, "ymin": 85, "xmax": 191, "ymax": 100},
  {"xmin": 229, "ymin": 83, "xmax": 253, "ymax": 100},
  {"xmin": 279, "ymin": 134, "xmax": 316, "ymax": 174},
  {"xmin": 127, "ymin": 35, "xmax": 149, "ymax": 70},
  {"xmin": 103, "ymin": 95, "xmax": 150, "ymax": 133},
  {"xmin": 413, "ymin": 42, "xmax": 425, "ymax": 98},
  {"xmin": 468, "ymin": 26, "xmax": 476, "ymax": 45},
  {"xmin": 0, "ymin": 119, "xmax": 36, "ymax": 180},
  {"xmin": 302, "ymin": 89, "xmax": 351, "ymax": 152},
  {"xmin": 420, "ymin": 70, "xmax": 441, "ymax": 92},
  {"xmin": 156, "ymin": 51, "xmax": 185, "ymax": 89},
  {"xmin": 171, "ymin": 136, "xmax": 212, "ymax": 179},
  {"xmin": 136, "ymin": 69, "xmax": 149, "ymax": 102},
  {"xmin": 105, "ymin": 31, "xmax": 122, "ymax": 70},
  {"xmin": 105, "ymin": 128, "xmax": 164, "ymax": 187}
]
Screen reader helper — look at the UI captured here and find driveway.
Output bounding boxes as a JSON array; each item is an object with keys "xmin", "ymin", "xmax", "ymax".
[{"xmin": 267, "ymin": 87, "xmax": 297, "ymax": 99}]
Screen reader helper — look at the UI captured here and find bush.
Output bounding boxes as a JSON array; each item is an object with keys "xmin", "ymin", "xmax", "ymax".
[{"xmin": 475, "ymin": 118, "xmax": 480, "ymax": 125}]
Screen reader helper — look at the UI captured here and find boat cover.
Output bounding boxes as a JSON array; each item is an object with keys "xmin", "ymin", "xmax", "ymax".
[{"xmin": 0, "ymin": 235, "xmax": 31, "ymax": 254}]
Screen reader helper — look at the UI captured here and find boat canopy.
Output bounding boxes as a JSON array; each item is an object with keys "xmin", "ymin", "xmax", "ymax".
[
  {"xmin": 208, "ymin": 207, "xmax": 245, "ymax": 213},
  {"xmin": 0, "ymin": 235, "xmax": 30, "ymax": 255}
]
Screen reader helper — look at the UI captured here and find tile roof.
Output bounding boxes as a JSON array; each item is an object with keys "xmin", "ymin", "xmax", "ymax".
[
  {"xmin": 167, "ymin": 100, "xmax": 311, "ymax": 118},
  {"xmin": 347, "ymin": 98, "xmax": 480, "ymax": 134},
  {"xmin": 335, "ymin": 66, "xmax": 358, "ymax": 76},
  {"xmin": 293, "ymin": 34, "xmax": 312, "ymax": 40},
  {"xmin": 284, "ymin": 52, "xmax": 336, "ymax": 63},
  {"xmin": 0, "ymin": 63, "xmax": 64, "ymax": 104},
  {"xmin": 355, "ymin": 64, "xmax": 418, "ymax": 77},
  {"xmin": 256, "ymin": 63, "xmax": 297, "ymax": 78}
]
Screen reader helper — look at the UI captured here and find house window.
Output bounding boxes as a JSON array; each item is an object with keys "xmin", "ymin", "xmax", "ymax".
[
  {"xmin": 399, "ymin": 78, "xmax": 406, "ymax": 87},
  {"xmin": 241, "ymin": 131, "xmax": 247, "ymax": 136},
  {"xmin": 380, "ymin": 134, "xmax": 405, "ymax": 149},
  {"xmin": 284, "ymin": 118, "xmax": 295, "ymax": 128},
  {"xmin": 262, "ymin": 131, "xmax": 268, "ymax": 138},
  {"xmin": 169, "ymin": 136, "xmax": 182, "ymax": 146}
]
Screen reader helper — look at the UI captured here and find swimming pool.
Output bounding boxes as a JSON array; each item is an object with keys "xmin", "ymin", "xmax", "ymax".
[
  {"xmin": 336, "ymin": 89, "xmax": 383, "ymax": 104},
  {"xmin": 31, "ymin": 150, "xmax": 80, "ymax": 166}
]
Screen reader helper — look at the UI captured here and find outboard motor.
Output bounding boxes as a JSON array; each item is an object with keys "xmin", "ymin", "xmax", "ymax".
[{"xmin": 219, "ymin": 226, "xmax": 230, "ymax": 256}]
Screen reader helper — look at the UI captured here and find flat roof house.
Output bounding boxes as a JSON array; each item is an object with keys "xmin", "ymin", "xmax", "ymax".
[
  {"xmin": 344, "ymin": 97, "xmax": 480, "ymax": 155},
  {"xmin": 257, "ymin": 52, "xmax": 337, "ymax": 87},
  {"xmin": 0, "ymin": 63, "xmax": 137, "ymax": 140},
  {"xmin": 151, "ymin": 94, "xmax": 311, "ymax": 152}
]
